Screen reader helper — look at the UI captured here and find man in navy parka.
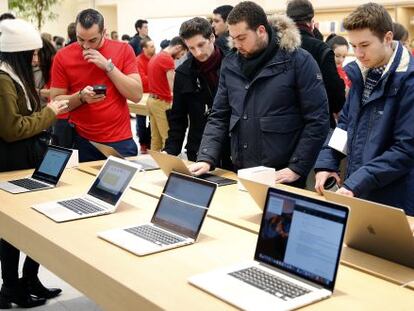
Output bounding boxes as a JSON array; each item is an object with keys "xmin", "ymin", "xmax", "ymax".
[{"xmin": 315, "ymin": 3, "xmax": 414, "ymax": 216}]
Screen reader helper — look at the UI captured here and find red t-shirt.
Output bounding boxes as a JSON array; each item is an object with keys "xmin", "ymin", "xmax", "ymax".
[
  {"xmin": 147, "ymin": 51, "xmax": 174, "ymax": 102},
  {"xmin": 51, "ymin": 39, "xmax": 138, "ymax": 142},
  {"xmin": 337, "ymin": 65, "xmax": 352, "ymax": 89},
  {"xmin": 136, "ymin": 53, "xmax": 151, "ymax": 93}
]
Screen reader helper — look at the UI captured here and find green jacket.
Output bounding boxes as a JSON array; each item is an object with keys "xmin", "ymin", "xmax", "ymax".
[
  {"xmin": 0, "ymin": 71, "xmax": 56, "ymax": 171},
  {"xmin": 0, "ymin": 71, "xmax": 55, "ymax": 142}
]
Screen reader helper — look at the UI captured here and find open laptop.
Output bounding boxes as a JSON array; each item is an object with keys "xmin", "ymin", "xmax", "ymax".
[
  {"xmin": 149, "ymin": 150, "xmax": 237, "ymax": 187},
  {"xmin": 0, "ymin": 145, "xmax": 73, "ymax": 194},
  {"xmin": 238, "ymin": 177, "xmax": 270, "ymax": 210},
  {"xmin": 98, "ymin": 172, "xmax": 216, "ymax": 255},
  {"xmin": 189, "ymin": 187, "xmax": 349, "ymax": 311},
  {"xmin": 324, "ymin": 190, "xmax": 414, "ymax": 268},
  {"xmin": 32, "ymin": 156, "xmax": 140, "ymax": 222},
  {"xmin": 90, "ymin": 141, "xmax": 159, "ymax": 171}
]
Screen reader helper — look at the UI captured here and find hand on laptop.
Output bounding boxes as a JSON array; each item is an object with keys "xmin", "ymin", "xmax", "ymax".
[
  {"xmin": 336, "ymin": 187, "xmax": 354, "ymax": 197},
  {"xmin": 275, "ymin": 168, "xmax": 300, "ymax": 184},
  {"xmin": 188, "ymin": 162, "xmax": 210, "ymax": 176},
  {"xmin": 315, "ymin": 171, "xmax": 341, "ymax": 194}
]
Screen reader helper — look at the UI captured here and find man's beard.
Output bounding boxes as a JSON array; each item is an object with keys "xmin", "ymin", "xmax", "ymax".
[{"xmin": 244, "ymin": 36, "xmax": 268, "ymax": 59}]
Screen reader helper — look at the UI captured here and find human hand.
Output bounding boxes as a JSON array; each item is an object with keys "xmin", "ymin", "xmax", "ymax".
[
  {"xmin": 48, "ymin": 100, "xmax": 69, "ymax": 115},
  {"xmin": 79, "ymin": 86, "xmax": 106, "ymax": 104},
  {"xmin": 82, "ymin": 49, "xmax": 109, "ymax": 71},
  {"xmin": 336, "ymin": 187, "xmax": 354, "ymax": 197},
  {"xmin": 275, "ymin": 168, "xmax": 300, "ymax": 184},
  {"xmin": 188, "ymin": 162, "xmax": 211, "ymax": 176},
  {"xmin": 39, "ymin": 88, "xmax": 50, "ymax": 99},
  {"xmin": 315, "ymin": 171, "xmax": 340, "ymax": 194}
]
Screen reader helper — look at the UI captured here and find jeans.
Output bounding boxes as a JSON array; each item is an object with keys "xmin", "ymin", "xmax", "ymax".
[
  {"xmin": 74, "ymin": 131, "xmax": 138, "ymax": 162},
  {"xmin": 135, "ymin": 115, "xmax": 151, "ymax": 147}
]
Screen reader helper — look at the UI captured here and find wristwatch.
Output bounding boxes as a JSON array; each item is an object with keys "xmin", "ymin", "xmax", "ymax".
[{"xmin": 105, "ymin": 58, "xmax": 115, "ymax": 73}]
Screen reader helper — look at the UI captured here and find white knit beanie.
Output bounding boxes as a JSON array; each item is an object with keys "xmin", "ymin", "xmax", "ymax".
[{"xmin": 0, "ymin": 19, "xmax": 42, "ymax": 52}]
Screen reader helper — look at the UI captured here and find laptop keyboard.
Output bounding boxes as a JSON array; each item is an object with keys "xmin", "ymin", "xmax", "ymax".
[
  {"xmin": 58, "ymin": 198, "xmax": 104, "ymax": 215},
  {"xmin": 125, "ymin": 225, "xmax": 185, "ymax": 246},
  {"xmin": 229, "ymin": 267, "xmax": 311, "ymax": 301},
  {"xmin": 9, "ymin": 178, "xmax": 48, "ymax": 190}
]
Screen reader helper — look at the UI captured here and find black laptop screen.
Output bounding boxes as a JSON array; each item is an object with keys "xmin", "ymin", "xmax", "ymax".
[
  {"xmin": 152, "ymin": 173, "xmax": 217, "ymax": 239},
  {"xmin": 255, "ymin": 188, "xmax": 348, "ymax": 291},
  {"xmin": 87, "ymin": 159, "xmax": 137, "ymax": 205},
  {"xmin": 32, "ymin": 146, "xmax": 72, "ymax": 185}
]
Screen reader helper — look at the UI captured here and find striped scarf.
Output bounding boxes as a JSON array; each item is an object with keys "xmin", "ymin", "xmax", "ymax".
[{"xmin": 361, "ymin": 65, "xmax": 386, "ymax": 105}]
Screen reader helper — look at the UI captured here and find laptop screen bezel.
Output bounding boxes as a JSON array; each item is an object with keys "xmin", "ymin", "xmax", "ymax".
[
  {"xmin": 87, "ymin": 157, "xmax": 139, "ymax": 206},
  {"xmin": 31, "ymin": 145, "xmax": 73, "ymax": 185},
  {"xmin": 254, "ymin": 187, "xmax": 348, "ymax": 291},
  {"xmin": 151, "ymin": 172, "xmax": 217, "ymax": 239}
]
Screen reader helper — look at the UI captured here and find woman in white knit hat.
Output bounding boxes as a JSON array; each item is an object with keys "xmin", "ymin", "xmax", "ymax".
[{"xmin": 0, "ymin": 19, "xmax": 67, "ymax": 308}]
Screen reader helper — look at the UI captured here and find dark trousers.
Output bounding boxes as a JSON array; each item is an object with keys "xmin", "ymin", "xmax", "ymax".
[
  {"xmin": 136, "ymin": 115, "xmax": 151, "ymax": 147},
  {"xmin": 51, "ymin": 119, "xmax": 74, "ymax": 148},
  {"xmin": 0, "ymin": 239, "xmax": 39, "ymax": 287},
  {"xmin": 74, "ymin": 131, "xmax": 138, "ymax": 162}
]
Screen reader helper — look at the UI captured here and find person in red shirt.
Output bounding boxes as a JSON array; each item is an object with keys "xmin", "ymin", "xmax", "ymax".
[
  {"xmin": 135, "ymin": 38, "xmax": 155, "ymax": 154},
  {"xmin": 326, "ymin": 35, "xmax": 351, "ymax": 92},
  {"xmin": 147, "ymin": 36, "xmax": 187, "ymax": 151},
  {"xmin": 50, "ymin": 9, "xmax": 142, "ymax": 162}
]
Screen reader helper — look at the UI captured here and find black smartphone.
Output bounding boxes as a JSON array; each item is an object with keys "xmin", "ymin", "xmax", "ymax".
[{"xmin": 92, "ymin": 84, "xmax": 107, "ymax": 95}]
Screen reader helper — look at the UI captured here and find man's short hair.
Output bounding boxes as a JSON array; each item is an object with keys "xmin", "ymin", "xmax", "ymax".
[
  {"xmin": 343, "ymin": 3, "xmax": 393, "ymax": 40},
  {"xmin": 179, "ymin": 17, "xmax": 213, "ymax": 40},
  {"xmin": 76, "ymin": 9, "xmax": 104, "ymax": 32},
  {"xmin": 393, "ymin": 22, "xmax": 408, "ymax": 42},
  {"xmin": 169, "ymin": 36, "xmax": 187, "ymax": 50},
  {"xmin": 286, "ymin": 0, "xmax": 314, "ymax": 23},
  {"xmin": 213, "ymin": 5, "xmax": 234, "ymax": 22},
  {"xmin": 227, "ymin": 1, "xmax": 268, "ymax": 31},
  {"xmin": 135, "ymin": 19, "xmax": 148, "ymax": 30},
  {"xmin": 67, "ymin": 22, "xmax": 76, "ymax": 42},
  {"xmin": 140, "ymin": 37, "xmax": 153, "ymax": 49},
  {"xmin": 121, "ymin": 34, "xmax": 131, "ymax": 41}
]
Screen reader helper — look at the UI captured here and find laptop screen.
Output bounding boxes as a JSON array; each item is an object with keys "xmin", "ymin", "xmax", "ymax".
[
  {"xmin": 87, "ymin": 159, "xmax": 138, "ymax": 205},
  {"xmin": 152, "ymin": 173, "xmax": 217, "ymax": 239},
  {"xmin": 255, "ymin": 188, "xmax": 348, "ymax": 291},
  {"xmin": 32, "ymin": 146, "xmax": 73, "ymax": 185}
]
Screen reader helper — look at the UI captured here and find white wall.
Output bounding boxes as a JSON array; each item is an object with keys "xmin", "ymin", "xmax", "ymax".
[
  {"xmin": 35, "ymin": 0, "xmax": 414, "ymax": 38},
  {"xmin": 0, "ymin": 0, "xmax": 8, "ymax": 13}
]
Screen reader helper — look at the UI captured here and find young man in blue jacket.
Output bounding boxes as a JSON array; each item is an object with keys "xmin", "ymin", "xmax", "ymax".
[
  {"xmin": 189, "ymin": 1, "xmax": 329, "ymax": 188},
  {"xmin": 315, "ymin": 3, "xmax": 414, "ymax": 216}
]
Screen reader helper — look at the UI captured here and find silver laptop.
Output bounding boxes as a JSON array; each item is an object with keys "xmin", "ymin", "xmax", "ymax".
[
  {"xmin": 323, "ymin": 190, "xmax": 414, "ymax": 268},
  {"xmin": 90, "ymin": 141, "xmax": 159, "ymax": 170},
  {"xmin": 0, "ymin": 145, "xmax": 73, "ymax": 194},
  {"xmin": 189, "ymin": 187, "xmax": 349, "ymax": 311},
  {"xmin": 32, "ymin": 156, "xmax": 140, "ymax": 222},
  {"xmin": 149, "ymin": 150, "xmax": 237, "ymax": 187},
  {"xmin": 98, "ymin": 172, "xmax": 217, "ymax": 256}
]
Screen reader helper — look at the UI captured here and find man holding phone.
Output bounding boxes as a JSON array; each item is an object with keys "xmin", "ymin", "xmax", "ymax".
[{"xmin": 50, "ymin": 9, "xmax": 142, "ymax": 161}]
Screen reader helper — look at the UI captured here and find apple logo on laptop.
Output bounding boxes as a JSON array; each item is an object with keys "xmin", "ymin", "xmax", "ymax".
[{"xmin": 367, "ymin": 225, "xmax": 376, "ymax": 235}]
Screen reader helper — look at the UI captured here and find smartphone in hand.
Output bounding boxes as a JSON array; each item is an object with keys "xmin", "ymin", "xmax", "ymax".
[{"xmin": 92, "ymin": 84, "xmax": 107, "ymax": 95}]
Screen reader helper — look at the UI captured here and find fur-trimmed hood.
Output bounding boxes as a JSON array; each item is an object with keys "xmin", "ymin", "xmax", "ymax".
[
  {"xmin": 268, "ymin": 14, "xmax": 301, "ymax": 52},
  {"xmin": 227, "ymin": 14, "xmax": 301, "ymax": 53}
]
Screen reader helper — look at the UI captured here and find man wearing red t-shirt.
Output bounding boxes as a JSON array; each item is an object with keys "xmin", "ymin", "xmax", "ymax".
[
  {"xmin": 50, "ymin": 9, "xmax": 142, "ymax": 162},
  {"xmin": 147, "ymin": 36, "xmax": 187, "ymax": 151},
  {"xmin": 135, "ymin": 38, "xmax": 155, "ymax": 154}
]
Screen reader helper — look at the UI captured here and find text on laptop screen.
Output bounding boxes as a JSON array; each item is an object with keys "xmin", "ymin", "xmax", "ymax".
[
  {"xmin": 255, "ymin": 189, "xmax": 347, "ymax": 290},
  {"xmin": 88, "ymin": 160, "xmax": 137, "ymax": 205},
  {"xmin": 152, "ymin": 174, "xmax": 216, "ymax": 239},
  {"xmin": 33, "ymin": 147, "xmax": 72, "ymax": 184}
]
